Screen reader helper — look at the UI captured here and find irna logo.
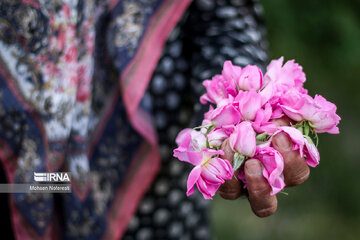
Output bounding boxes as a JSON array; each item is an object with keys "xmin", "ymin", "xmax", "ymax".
[{"xmin": 34, "ymin": 172, "xmax": 71, "ymax": 182}]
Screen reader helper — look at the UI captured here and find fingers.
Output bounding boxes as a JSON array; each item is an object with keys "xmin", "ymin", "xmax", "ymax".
[
  {"xmin": 218, "ymin": 139, "xmax": 242, "ymax": 200},
  {"xmin": 245, "ymin": 159, "xmax": 277, "ymax": 217},
  {"xmin": 221, "ymin": 139, "xmax": 234, "ymax": 161},
  {"xmin": 218, "ymin": 173, "xmax": 242, "ymax": 200},
  {"xmin": 272, "ymin": 132, "xmax": 310, "ymax": 186}
]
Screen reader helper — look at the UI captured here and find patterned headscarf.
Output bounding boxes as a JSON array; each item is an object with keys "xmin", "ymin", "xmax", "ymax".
[{"xmin": 0, "ymin": 0, "xmax": 191, "ymax": 239}]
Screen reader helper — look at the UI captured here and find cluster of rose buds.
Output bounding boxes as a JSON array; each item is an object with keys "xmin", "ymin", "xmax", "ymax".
[{"xmin": 173, "ymin": 57, "xmax": 340, "ymax": 199}]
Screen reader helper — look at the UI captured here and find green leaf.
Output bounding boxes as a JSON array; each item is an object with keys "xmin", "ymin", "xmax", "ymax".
[
  {"xmin": 233, "ymin": 153, "xmax": 246, "ymax": 172},
  {"xmin": 308, "ymin": 121, "xmax": 316, "ymax": 129},
  {"xmin": 304, "ymin": 122, "xmax": 310, "ymax": 136},
  {"xmin": 206, "ymin": 125, "xmax": 215, "ymax": 134},
  {"xmin": 297, "ymin": 125, "xmax": 304, "ymax": 134},
  {"xmin": 256, "ymin": 132, "xmax": 268, "ymax": 141}
]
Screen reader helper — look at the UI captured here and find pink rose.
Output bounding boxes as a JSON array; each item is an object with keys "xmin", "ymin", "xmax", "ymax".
[
  {"xmin": 222, "ymin": 60, "xmax": 242, "ymax": 90},
  {"xmin": 237, "ymin": 65, "xmax": 263, "ymax": 91},
  {"xmin": 264, "ymin": 57, "xmax": 306, "ymax": 90},
  {"xmin": 235, "ymin": 90, "xmax": 262, "ymax": 121},
  {"xmin": 273, "ymin": 126, "xmax": 320, "ymax": 168},
  {"xmin": 304, "ymin": 137, "xmax": 320, "ymax": 167},
  {"xmin": 261, "ymin": 57, "xmax": 308, "ymax": 109},
  {"xmin": 175, "ymin": 128, "xmax": 192, "ymax": 146},
  {"xmin": 255, "ymin": 146, "xmax": 285, "ymax": 195},
  {"xmin": 208, "ymin": 128, "xmax": 229, "ymax": 147},
  {"xmin": 264, "ymin": 57, "xmax": 283, "ymax": 86},
  {"xmin": 311, "ymin": 95, "xmax": 341, "ymax": 134},
  {"xmin": 258, "ymin": 81, "xmax": 286, "ymax": 118},
  {"xmin": 200, "ymin": 73, "xmax": 237, "ymax": 105},
  {"xmin": 204, "ymin": 105, "xmax": 214, "ymax": 121},
  {"xmin": 208, "ymin": 103, "xmax": 241, "ymax": 127},
  {"xmin": 186, "ymin": 149, "xmax": 233, "ymax": 199},
  {"xmin": 258, "ymin": 80, "xmax": 274, "ymax": 105},
  {"xmin": 173, "ymin": 129, "xmax": 207, "ymax": 164},
  {"xmin": 229, "ymin": 121, "xmax": 256, "ymax": 157},
  {"xmin": 254, "ymin": 146, "xmax": 285, "ymax": 195},
  {"xmin": 273, "ymin": 126, "xmax": 305, "ymax": 156},
  {"xmin": 252, "ymin": 103, "xmax": 277, "ymax": 134},
  {"xmin": 280, "ymin": 90, "xmax": 341, "ymax": 134}
]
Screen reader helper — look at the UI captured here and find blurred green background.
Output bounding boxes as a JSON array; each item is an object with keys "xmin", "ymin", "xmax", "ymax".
[{"xmin": 212, "ymin": 0, "xmax": 360, "ymax": 239}]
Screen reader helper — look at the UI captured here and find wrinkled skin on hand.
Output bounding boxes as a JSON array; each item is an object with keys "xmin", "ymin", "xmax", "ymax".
[{"xmin": 218, "ymin": 117, "xmax": 310, "ymax": 217}]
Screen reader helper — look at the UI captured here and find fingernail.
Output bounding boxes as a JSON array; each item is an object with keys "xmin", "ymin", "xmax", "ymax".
[
  {"xmin": 246, "ymin": 160, "xmax": 262, "ymax": 176},
  {"xmin": 273, "ymin": 133, "xmax": 292, "ymax": 151}
]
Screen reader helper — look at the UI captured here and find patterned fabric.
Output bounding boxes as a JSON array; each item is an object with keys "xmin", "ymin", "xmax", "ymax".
[
  {"xmin": 0, "ymin": 0, "xmax": 268, "ymax": 239},
  {"xmin": 123, "ymin": 0, "xmax": 268, "ymax": 239},
  {"xmin": 0, "ymin": 0, "xmax": 191, "ymax": 239}
]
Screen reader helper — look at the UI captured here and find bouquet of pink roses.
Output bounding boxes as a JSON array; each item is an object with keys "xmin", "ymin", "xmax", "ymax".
[{"xmin": 173, "ymin": 57, "xmax": 340, "ymax": 199}]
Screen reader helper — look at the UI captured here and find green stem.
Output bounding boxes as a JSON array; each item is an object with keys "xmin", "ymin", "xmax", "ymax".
[
  {"xmin": 279, "ymin": 191, "xmax": 289, "ymax": 196},
  {"xmin": 193, "ymin": 123, "xmax": 213, "ymax": 130}
]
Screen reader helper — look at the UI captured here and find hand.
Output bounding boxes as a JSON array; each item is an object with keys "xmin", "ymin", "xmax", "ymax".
[{"xmin": 218, "ymin": 118, "xmax": 310, "ymax": 217}]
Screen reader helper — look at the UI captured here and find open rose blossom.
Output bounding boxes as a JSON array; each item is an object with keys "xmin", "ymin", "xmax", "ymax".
[
  {"xmin": 184, "ymin": 148, "xmax": 233, "ymax": 199},
  {"xmin": 229, "ymin": 121, "xmax": 256, "ymax": 157},
  {"xmin": 253, "ymin": 146, "xmax": 285, "ymax": 195},
  {"xmin": 235, "ymin": 90, "xmax": 262, "ymax": 121},
  {"xmin": 237, "ymin": 65, "xmax": 263, "ymax": 91},
  {"xmin": 208, "ymin": 103, "xmax": 241, "ymax": 127},
  {"xmin": 280, "ymin": 90, "xmax": 340, "ymax": 134},
  {"xmin": 173, "ymin": 58, "xmax": 340, "ymax": 199}
]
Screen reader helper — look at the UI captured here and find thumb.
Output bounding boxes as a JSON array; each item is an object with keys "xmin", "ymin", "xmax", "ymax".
[
  {"xmin": 220, "ymin": 139, "xmax": 234, "ymax": 161},
  {"xmin": 218, "ymin": 139, "xmax": 242, "ymax": 200}
]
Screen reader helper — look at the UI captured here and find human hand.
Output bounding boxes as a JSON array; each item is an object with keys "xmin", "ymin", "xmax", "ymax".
[{"xmin": 218, "ymin": 118, "xmax": 310, "ymax": 217}]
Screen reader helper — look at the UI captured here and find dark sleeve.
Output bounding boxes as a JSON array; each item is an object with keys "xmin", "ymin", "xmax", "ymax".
[{"xmin": 182, "ymin": 0, "xmax": 269, "ymax": 126}]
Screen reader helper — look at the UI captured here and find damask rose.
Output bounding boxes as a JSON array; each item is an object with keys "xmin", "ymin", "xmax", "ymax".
[
  {"xmin": 173, "ymin": 57, "xmax": 340, "ymax": 200},
  {"xmin": 229, "ymin": 121, "xmax": 256, "ymax": 157},
  {"xmin": 303, "ymin": 137, "xmax": 320, "ymax": 167},
  {"xmin": 274, "ymin": 126, "xmax": 305, "ymax": 156},
  {"xmin": 264, "ymin": 57, "xmax": 306, "ymax": 91},
  {"xmin": 237, "ymin": 65, "xmax": 263, "ymax": 91},
  {"xmin": 222, "ymin": 60, "xmax": 242, "ymax": 89},
  {"xmin": 235, "ymin": 90, "xmax": 262, "ymax": 121},
  {"xmin": 252, "ymin": 103, "xmax": 277, "ymax": 134},
  {"xmin": 253, "ymin": 146, "xmax": 285, "ymax": 195},
  {"xmin": 200, "ymin": 74, "xmax": 236, "ymax": 106},
  {"xmin": 173, "ymin": 129, "xmax": 206, "ymax": 163},
  {"xmin": 185, "ymin": 149, "xmax": 233, "ymax": 199},
  {"xmin": 274, "ymin": 126, "xmax": 320, "ymax": 167},
  {"xmin": 280, "ymin": 90, "xmax": 341, "ymax": 134},
  {"xmin": 207, "ymin": 103, "xmax": 241, "ymax": 127},
  {"xmin": 207, "ymin": 128, "xmax": 229, "ymax": 148}
]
